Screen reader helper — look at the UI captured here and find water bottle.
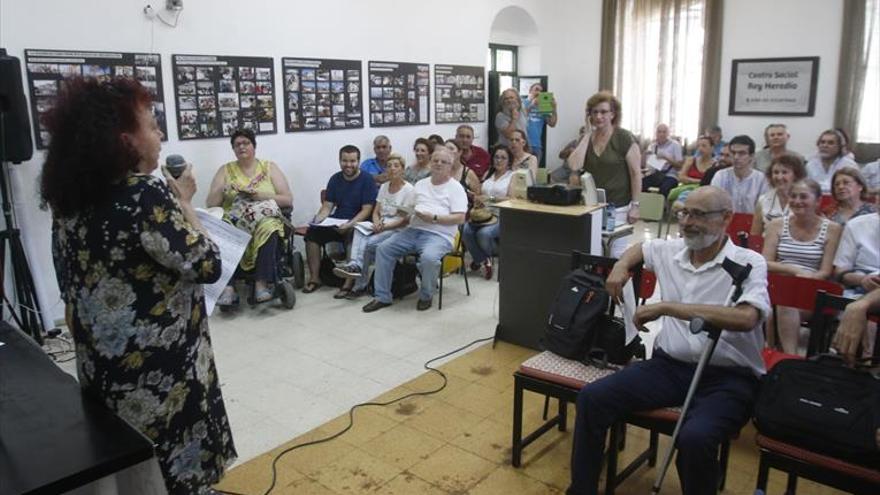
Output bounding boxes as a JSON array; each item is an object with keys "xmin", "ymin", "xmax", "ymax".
[{"xmin": 605, "ymin": 203, "xmax": 616, "ymax": 232}]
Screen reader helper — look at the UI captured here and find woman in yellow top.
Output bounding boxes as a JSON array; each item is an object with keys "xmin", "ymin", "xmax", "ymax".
[{"xmin": 206, "ymin": 128, "xmax": 293, "ymax": 304}]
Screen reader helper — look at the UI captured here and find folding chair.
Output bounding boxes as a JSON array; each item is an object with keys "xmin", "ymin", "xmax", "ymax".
[{"xmin": 746, "ymin": 233, "xmax": 764, "ymax": 253}]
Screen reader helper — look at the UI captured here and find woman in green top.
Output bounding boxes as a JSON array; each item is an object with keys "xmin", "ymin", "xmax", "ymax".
[
  {"xmin": 206, "ymin": 128, "xmax": 293, "ymax": 304},
  {"xmin": 567, "ymin": 91, "xmax": 642, "ymax": 226}
]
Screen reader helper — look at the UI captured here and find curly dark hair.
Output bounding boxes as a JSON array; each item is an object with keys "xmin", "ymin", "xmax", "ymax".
[
  {"xmin": 40, "ymin": 77, "xmax": 153, "ymax": 217},
  {"xmin": 229, "ymin": 128, "xmax": 256, "ymax": 148}
]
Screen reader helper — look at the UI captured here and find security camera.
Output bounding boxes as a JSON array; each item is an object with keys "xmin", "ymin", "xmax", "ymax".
[{"xmin": 166, "ymin": 0, "xmax": 183, "ymax": 10}]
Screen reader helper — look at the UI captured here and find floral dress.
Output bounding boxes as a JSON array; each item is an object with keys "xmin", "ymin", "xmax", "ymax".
[{"xmin": 53, "ymin": 174, "xmax": 237, "ymax": 494}]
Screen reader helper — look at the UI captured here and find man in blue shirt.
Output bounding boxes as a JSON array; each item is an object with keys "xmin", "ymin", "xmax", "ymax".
[
  {"xmin": 304, "ymin": 145, "xmax": 378, "ymax": 296},
  {"xmin": 523, "ymin": 83, "xmax": 557, "ymax": 166},
  {"xmin": 360, "ymin": 135, "xmax": 392, "ymax": 184}
]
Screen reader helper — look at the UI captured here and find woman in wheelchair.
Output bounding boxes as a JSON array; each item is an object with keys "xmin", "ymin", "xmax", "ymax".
[{"xmin": 206, "ymin": 128, "xmax": 293, "ymax": 305}]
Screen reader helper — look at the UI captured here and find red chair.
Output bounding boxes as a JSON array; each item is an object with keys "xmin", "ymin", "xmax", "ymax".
[
  {"xmin": 819, "ymin": 194, "xmax": 837, "ymax": 217},
  {"xmin": 638, "ymin": 269, "xmax": 656, "ymax": 305},
  {"xmin": 725, "ymin": 213, "xmax": 753, "ymax": 246},
  {"xmin": 746, "ymin": 233, "xmax": 764, "ymax": 253},
  {"xmin": 766, "ymin": 273, "xmax": 843, "ymax": 356}
]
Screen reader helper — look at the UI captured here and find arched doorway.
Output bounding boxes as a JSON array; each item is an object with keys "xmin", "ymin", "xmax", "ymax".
[{"xmin": 488, "ymin": 7, "xmax": 545, "ymax": 161}]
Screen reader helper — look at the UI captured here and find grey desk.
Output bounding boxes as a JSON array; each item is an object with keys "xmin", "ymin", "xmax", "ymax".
[
  {"xmin": 0, "ymin": 323, "xmax": 155, "ymax": 495},
  {"xmin": 495, "ymin": 200, "xmax": 604, "ymax": 350}
]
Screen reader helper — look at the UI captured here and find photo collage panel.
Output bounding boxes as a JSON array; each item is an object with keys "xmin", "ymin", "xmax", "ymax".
[
  {"xmin": 367, "ymin": 61, "xmax": 430, "ymax": 127},
  {"xmin": 434, "ymin": 65, "xmax": 486, "ymax": 123},
  {"xmin": 172, "ymin": 54, "xmax": 276, "ymax": 140},
  {"xmin": 282, "ymin": 58, "xmax": 362, "ymax": 132},
  {"xmin": 24, "ymin": 49, "xmax": 167, "ymax": 149}
]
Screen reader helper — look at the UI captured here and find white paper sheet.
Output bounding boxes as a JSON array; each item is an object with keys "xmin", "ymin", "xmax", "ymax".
[
  {"xmin": 620, "ymin": 278, "xmax": 640, "ymax": 344},
  {"xmin": 308, "ymin": 217, "xmax": 348, "ymax": 228},
  {"xmin": 353, "ymin": 221, "xmax": 374, "ymax": 235},
  {"xmin": 645, "ymin": 154, "xmax": 667, "ymax": 171},
  {"xmin": 196, "ymin": 210, "xmax": 250, "ymax": 315}
]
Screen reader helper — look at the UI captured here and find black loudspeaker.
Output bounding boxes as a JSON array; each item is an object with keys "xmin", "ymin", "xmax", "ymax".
[{"xmin": 0, "ymin": 49, "xmax": 34, "ymax": 163}]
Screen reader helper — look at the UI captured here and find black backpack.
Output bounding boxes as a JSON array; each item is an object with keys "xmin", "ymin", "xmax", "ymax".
[
  {"xmin": 368, "ymin": 260, "xmax": 420, "ymax": 299},
  {"xmin": 754, "ymin": 355, "xmax": 880, "ymax": 465},
  {"xmin": 544, "ymin": 268, "xmax": 642, "ymax": 366}
]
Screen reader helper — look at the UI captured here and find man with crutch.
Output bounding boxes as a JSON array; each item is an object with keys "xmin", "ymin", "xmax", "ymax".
[{"xmin": 567, "ymin": 186, "xmax": 770, "ymax": 495}]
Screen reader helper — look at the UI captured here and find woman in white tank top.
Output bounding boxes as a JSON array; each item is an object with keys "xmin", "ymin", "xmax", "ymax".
[{"xmin": 762, "ymin": 179, "xmax": 843, "ymax": 354}]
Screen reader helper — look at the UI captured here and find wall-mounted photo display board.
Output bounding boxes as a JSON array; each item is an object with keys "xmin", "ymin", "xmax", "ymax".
[
  {"xmin": 282, "ymin": 58, "xmax": 363, "ymax": 132},
  {"xmin": 729, "ymin": 57, "xmax": 819, "ymax": 116},
  {"xmin": 172, "ymin": 54, "xmax": 276, "ymax": 140},
  {"xmin": 24, "ymin": 49, "xmax": 167, "ymax": 149},
  {"xmin": 367, "ymin": 61, "xmax": 429, "ymax": 127},
  {"xmin": 434, "ymin": 65, "xmax": 486, "ymax": 123}
]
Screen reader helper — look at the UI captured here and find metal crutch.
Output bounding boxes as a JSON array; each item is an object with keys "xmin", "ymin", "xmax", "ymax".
[{"xmin": 651, "ymin": 258, "xmax": 753, "ymax": 494}]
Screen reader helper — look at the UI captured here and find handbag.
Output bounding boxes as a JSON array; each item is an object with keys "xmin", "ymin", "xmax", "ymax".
[
  {"xmin": 468, "ymin": 207, "xmax": 497, "ymax": 229},
  {"xmin": 227, "ymin": 197, "xmax": 281, "ymax": 233}
]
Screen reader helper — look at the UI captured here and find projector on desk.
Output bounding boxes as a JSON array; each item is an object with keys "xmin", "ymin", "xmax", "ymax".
[{"xmin": 527, "ymin": 184, "xmax": 583, "ymax": 206}]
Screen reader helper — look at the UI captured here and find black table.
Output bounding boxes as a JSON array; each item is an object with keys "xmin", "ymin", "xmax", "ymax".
[
  {"xmin": 495, "ymin": 200, "xmax": 604, "ymax": 350},
  {"xmin": 0, "ymin": 323, "xmax": 155, "ymax": 495}
]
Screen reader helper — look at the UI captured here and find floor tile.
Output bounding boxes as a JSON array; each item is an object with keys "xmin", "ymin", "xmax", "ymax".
[{"xmin": 408, "ymin": 444, "xmax": 498, "ymax": 493}]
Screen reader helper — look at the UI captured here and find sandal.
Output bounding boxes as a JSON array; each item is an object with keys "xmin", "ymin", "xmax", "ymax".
[
  {"xmin": 302, "ymin": 281, "xmax": 322, "ymax": 294},
  {"xmin": 254, "ymin": 288, "xmax": 273, "ymax": 303},
  {"xmin": 333, "ymin": 288, "xmax": 351, "ymax": 299},
  {"xmin": 217, "ymin": 287, "xmax": 238, "ymax": 306}
]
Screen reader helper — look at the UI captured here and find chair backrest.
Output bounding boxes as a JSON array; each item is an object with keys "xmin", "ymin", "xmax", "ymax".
[
  {"xmin": 570, "ymin": 251, "xmax": 645, "ymax": 304},
  {"xmin": 809, "ymin": 291, "xmax": 880, "ymax": 357},
  {"xmin": 818, "ymin": 194, "xmax": 836, "ymax": 216},
  {"xmin": 637, "ymin": 191, "xmax": 665, "ymax": 222},
  {"xmin": 746, "ymin": 233, "xmax": 764, "ymax": 253},
  {"xmin": 725, "ymin": 213, "xmax": 754, "ymax": 244},
  {"xmin": 535, "ymin": 168, "xmax": 549, "ymax": 185},
  {"xmin": 639, "ymin": 269, "xmax": 657, "ymax": 301},
  {"xmin": 767, "ymin": 273, "xmax": 843, "ymax": 312}
]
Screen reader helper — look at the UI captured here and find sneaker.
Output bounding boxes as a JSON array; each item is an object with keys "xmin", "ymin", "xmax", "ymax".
[
  {"xmin": 469, "ymin": 261, "xmax": 481, "ymax": 272},
  {"xmin": 416, "ymin": 298, "xmax": 432, "ymax": 311},
  {"xmin": 333, "ymin": 263, "xmax": 362, "ymax": 279},
  {"xmin": 481, "ymin": 262, "xmax": 493, "ymax": 280}
]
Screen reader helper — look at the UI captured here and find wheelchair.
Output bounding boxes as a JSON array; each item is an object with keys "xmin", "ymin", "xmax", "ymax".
[{"xmin": 218, "ymin": 207, "xmax": 305, "ymax": 313}]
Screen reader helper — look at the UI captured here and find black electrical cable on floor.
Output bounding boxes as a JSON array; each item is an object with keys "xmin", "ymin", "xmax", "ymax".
[{"xmin": 214, "ymin": 334, "xmax": 495, "ymax": 495}]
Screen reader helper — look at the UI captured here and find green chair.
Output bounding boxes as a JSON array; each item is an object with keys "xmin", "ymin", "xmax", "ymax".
[{"xmin": 637, "ymin": 191, "xmax": 665, "ymax": 237}]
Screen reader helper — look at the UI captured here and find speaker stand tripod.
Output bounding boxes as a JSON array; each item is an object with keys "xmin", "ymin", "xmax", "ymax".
[{"xmin": 0, "ymin": 111, "xmax": 44, "ymax": 344}]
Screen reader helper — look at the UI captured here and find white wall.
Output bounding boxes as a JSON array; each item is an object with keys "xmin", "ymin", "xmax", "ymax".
[
  {"xmin": 717, "ymin": 0, "xmax": 843, "ymax": 155},
  {"xmin": 0, "ymin": 0, "xmax": 603, "ymax": 325}
]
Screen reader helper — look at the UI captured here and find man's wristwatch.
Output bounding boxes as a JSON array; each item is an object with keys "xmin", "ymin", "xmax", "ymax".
[
  {"xmin": 432, "ymin": 214, "xmax": 438, "ymax": 224},
  {"xmin": 631, "ymin": 201, "xmax": 640, "ymax": 207}
]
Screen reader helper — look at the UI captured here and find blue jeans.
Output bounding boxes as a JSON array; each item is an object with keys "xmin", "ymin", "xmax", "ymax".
[
  {"xmin": 373, "ymin": 228, "xmax": 452, "ymax": 303},
  {"xmin": 567, "ymin": 350, "xmax": 758, "ymax": 495},
  {"xmin": 461, "ymin": 222, "xmax": 499, "ymax": 265},
  {"xmin": 351, "ymin": 229, "xmax": 397, "ymax": 292}
]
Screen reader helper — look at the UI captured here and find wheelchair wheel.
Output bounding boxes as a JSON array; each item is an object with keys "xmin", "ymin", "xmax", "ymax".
[
  {"xmin": 279, "ymin": 280, "xmax": 296, "ymax": 309},
  {"xmin": 291, "ymin": 251, "xmax": 305, "ymax": 289}
]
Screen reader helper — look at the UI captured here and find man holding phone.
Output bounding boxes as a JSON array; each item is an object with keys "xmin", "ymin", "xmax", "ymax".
[{"xmin": 523, "ymin": 82, "xmax": 558, "ymax": 167}]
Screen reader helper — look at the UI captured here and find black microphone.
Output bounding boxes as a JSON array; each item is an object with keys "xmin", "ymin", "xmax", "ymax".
[{"xmin": 165, "ymin": 154, "xmax": 187, "ymax": 179}]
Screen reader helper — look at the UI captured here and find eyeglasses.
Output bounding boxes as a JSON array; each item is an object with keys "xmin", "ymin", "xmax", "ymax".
[{"xmin": 675, "ymin": 209, "xmax": 728, "ymax": 221}]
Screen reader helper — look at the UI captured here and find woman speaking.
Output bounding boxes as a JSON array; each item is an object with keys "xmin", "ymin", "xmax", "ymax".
[{"xmin": 41, "ymin": 77, "xmax": 236, "ymax": 494}]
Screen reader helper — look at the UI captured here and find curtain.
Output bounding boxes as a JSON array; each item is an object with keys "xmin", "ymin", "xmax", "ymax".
[
  {"xmin": 599, "ymin": 0, "xmax": 721, "ymax": 144},
  {"xmin": 835, "ymin": 0, "xmax": 879, "ymax": 150}
]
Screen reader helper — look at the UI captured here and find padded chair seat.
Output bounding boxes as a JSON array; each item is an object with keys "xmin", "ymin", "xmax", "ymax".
[
  {"xmin": 518, "ymin": 351, "xmax": 618, "ymax": 389},
  {"xmin": 756, "ymin": 434, "xmax": 880, "ymax": 484}
]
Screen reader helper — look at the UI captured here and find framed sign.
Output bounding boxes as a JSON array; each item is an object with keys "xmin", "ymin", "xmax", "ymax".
[
  {"xmin": 728, "ymin": 57, "xmax": 819, "ymax": 116},
  {"xmin": 172, "ymin": 54, "xmax": 276, "ymax": 140},
  {"xmin": 434, "ymin": 64, "xmax": 485, "ymax": 123},
  {"xmin": 367, "ymin": 61, "xmax": 429, "ymax": 127},
  {"xmin": 24, "ymin": 49, "xmax": 167, "ymax": 149},
  {"xmin": 282, "ymin": 57, "xmax": 362, "ymax": 132}
]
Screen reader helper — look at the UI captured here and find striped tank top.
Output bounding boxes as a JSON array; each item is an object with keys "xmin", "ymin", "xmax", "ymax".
[{"xmin": 777, "ymin": 215, "xmax": 829, "ymax": 272}]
